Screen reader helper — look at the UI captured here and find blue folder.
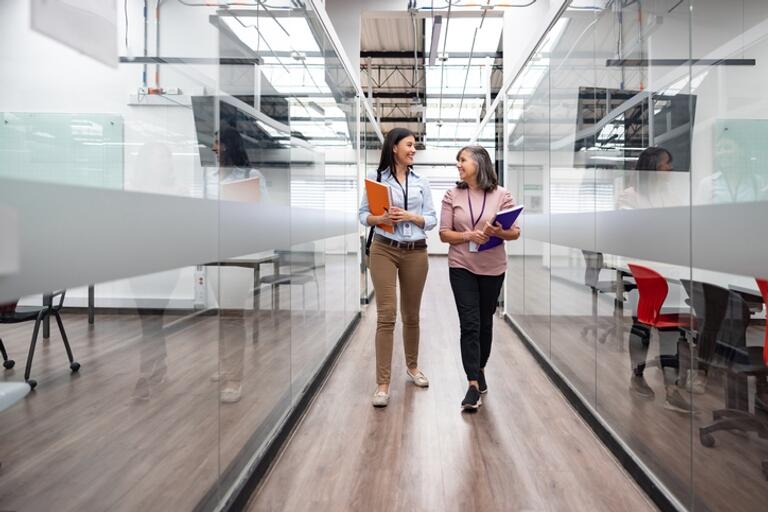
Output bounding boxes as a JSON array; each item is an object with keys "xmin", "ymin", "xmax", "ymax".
[{"xmin": 474, "ymin": 205, "xmax": 524, "ymax": 252}]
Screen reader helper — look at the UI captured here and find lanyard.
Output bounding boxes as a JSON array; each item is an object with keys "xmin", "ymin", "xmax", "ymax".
[
  {"xmin": 467, "ymin": 188, "xmax": 487, "ymax": 229},
  {"xmin": 393, "ymin": 170, "xmax": 409, "ymax": 211}
]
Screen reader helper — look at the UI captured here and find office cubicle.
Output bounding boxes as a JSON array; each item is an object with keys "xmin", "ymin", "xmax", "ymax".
[
  {"xmin": 498, "ymin": 1, "xmax": 768, "ymax": 510},
  {"xmin": 0, "ymin": 1, "xmax": 377, "ymax": 510}
]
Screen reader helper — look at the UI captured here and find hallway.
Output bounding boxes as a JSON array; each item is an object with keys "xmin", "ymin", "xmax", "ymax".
[{"xmin": 246, "ymin": 257, "xmax": 655, "ymax": 512}]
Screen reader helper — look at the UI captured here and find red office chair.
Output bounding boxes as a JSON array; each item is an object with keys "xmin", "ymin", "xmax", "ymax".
[
  {"xmin": 627, "ymin": 264, "xmax": 693, "ymax": 391},
  {"xmin": 628, "ymin": 263, "xmax": 692, "ymax": 330},
  {"xmin": 756, "ymin": 278, "xmax": 768, "ymax": 365}
]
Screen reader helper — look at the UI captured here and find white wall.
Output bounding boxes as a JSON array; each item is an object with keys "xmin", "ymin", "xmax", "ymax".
[{"xmin": 1, "ymin": 0, "xmax": 245, "ymax": 309}]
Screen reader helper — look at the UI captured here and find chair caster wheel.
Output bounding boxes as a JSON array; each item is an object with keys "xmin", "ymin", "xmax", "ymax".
[
  {"xmin": 700, "ymin": 432, "xmax": 715, "ymax": 448},
  {"xmin": 27, "ymin": 379, "xmax": 37, "ymax": 390},
  {"xmin": 70, "ymin": 362, "xmax": 80, "ymax": 372},
  {"xmin": 3, "ymin": 359, "xmax": 14, "ymax": 369}
]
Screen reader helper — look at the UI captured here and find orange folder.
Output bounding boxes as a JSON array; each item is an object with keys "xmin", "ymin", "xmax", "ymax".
[{"xmin": 364, "ymin": 178, "xmax": 394, "ymax": 234}]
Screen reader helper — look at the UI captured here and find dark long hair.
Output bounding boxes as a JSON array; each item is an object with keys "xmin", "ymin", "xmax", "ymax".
[
  {"xmin": 635, "ymin": 146, "xmax": 672, "ymax": 171},
  {"xmin": 634, "ymin": 146, "xmax": 672, "ymax": 196},
  {"xmin": 456, "ymin": 145, "xmax": 498, "ymax": 191},
  {"xmin": 377, "ymin": 127, "xmax": 416, "ymax": 174},
  {"xmin": 219, "ymin": 127, "xmax": 249, "ymax": 167}
]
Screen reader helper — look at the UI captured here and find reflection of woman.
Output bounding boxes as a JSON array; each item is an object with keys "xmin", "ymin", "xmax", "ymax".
[
  {"xmin": 439, "ymin": 146, "xmax": 520, "ymax": 411},
  {"xmin": 211, "ymin": 127, "xmax": 264, "ymax": 404},
  {"xmin": 213, "ymin": 127, "xmax": 270, "ymax": 200},
  {"xmin": 358, "ymin": 128, "xmax": 437, "ymax": 408},
  {"xmin": 618, "ymin": 146, "xmax": 679, "ymax": 209},
  {"xmin": 131, "ymin": 142, "xmax": 177, "ymax": 401},
  {"xmin": 697, "ymin": 133, "xmax": 767, "ymax": 204}
]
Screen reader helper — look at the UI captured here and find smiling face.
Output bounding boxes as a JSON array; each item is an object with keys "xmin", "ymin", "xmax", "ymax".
[
  {"xmin": 456, "ymin": 149, "xmax": 478, "ymax": 184},
  {"xmin": 392, "ymin": 135, "xmax": 417, "ymax": 168}
]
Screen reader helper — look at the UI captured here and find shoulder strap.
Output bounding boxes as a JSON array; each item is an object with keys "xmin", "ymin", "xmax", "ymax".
[{"xmin": 365, "ymin": 169, "xmax": 384, "ymax": 256}]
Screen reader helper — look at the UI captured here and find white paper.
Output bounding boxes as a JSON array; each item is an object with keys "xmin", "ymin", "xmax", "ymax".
[
  {"xmin": 31, "ymin": 0, "xmax": 118, "ymax": 68},
  {"xmin": 468, "ymin": 241, "xmax": 478, "ymax": 253}
]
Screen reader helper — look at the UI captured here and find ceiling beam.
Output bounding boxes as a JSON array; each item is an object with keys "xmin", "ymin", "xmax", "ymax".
[{"xmin": 361, "ymin": 51, "xmax": 502, "ymax": 59}]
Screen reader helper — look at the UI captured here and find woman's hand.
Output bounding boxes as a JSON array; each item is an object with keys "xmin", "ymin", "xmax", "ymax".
[
  {"xmin": 388, "ymin": 206, "xmax": 413, "ymax": 223},
  {"xmin": 466, "ymin": 230, "xmax": 490, "ymax": 245},
  {"xmin": 483, "ymin": 221, "xmax": 503, "ymax": 237},
  {"xmin": 374, "ymin": 210, "xmax": 394, "ymax": 226}
]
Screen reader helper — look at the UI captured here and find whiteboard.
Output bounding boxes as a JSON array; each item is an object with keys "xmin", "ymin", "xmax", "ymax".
[{"xmin": 0, "ymin": 112, "xmax": 123, "ymax": 189}]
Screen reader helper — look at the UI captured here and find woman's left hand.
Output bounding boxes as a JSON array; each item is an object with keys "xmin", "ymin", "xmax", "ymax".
[
  {"xmin": 483, "ymin": 221, "xmax": 503, "ymax": 237},
  {"xmin": 388, "ymin": 206, "xmax": 414, "ymax": 223}
]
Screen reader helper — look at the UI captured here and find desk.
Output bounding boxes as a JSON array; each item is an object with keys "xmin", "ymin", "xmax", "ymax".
[{"xmin": 206, "ymin": 252, "xmax": 280, "ymax": 309}]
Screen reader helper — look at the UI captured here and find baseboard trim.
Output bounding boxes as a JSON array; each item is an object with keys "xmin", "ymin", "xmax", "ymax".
[
  {"xmin": 213, "ymin": 312, "xmax": 362, "ymax": 512},
  {"xmin": 502, "ymin": 314, "xmax": 687, "ymax": 512}
]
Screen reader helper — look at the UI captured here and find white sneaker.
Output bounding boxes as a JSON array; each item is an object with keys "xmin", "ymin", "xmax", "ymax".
[
  {"xmin": 220, "ymin": 383, "xmax": 242, "ymax": 403},
  {"xmin": 407, "ymin": 369, "xmax": 429, "ymax": 387},
  {"xmin": 685, "ymin": 370, "xmax": 707, "ymax": 395},
  {"xmin": 372, "ymin": 390, "xmax": 389, "ymax": 407}
]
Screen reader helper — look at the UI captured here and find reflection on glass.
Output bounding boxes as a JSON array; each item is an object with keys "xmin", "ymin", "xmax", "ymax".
[
  {"xmin": 0, "ymin": 1, "xmax": 365, "ymax": 510},
  {"xmin": 503, "ymin": 1, "xmax": 768, "ymax": 510}
]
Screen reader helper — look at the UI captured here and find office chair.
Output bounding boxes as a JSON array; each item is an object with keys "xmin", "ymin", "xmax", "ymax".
[
  {"xmin": 627, "ymin": 264, "xmax": 692, "ymax": 376},
  {"xmin": 685, "ymin": 282, "xmax": 768, "ymax": 479},
  {"xmin": 0, "ymin": 301, "xmax": 18, "ymax": 369},
  {"xmin": 580, "ymin": 251, "xmax": 637, "ymax": 344},
  {"xmin": 0, "ymin": 291, "xmax": 80, "ymax": 389},
  {"xmin": 756, "ymin": 278, "xmax": 768, "ymax": 365},
  {"xmin": 258, "ymin": 250, "xmax": 320, "ymax": 312}
]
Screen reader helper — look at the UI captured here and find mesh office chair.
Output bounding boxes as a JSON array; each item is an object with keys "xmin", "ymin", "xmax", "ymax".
[
  {"xmin": 580, "ymin": 250, "xmax": 636, "ymax": 344},
  {"xmin": 684, "ymin": 281, "xmax": 768, "ymax": 479},
  {"xmin": 0, "ymin": 291, "xmax": 80, "ymax": 389}
]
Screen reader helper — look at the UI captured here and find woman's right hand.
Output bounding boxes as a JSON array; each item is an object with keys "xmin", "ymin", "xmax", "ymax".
[
  {"xmin": 375, "ymin": 210, "xmax": 394, "ymax": 226},
  {"xmin": 466, "ymin": 230, "xmax": 489, "ymax": 244}
]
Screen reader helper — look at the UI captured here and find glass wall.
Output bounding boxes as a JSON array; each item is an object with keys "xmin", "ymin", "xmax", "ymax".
[
  {"xmin": 501, "ymin": 1, "xmax": 768, "ymax": 510},
  {"xmin": 0, "ymin": 1, "xmax": 375, "ymax": 511}
]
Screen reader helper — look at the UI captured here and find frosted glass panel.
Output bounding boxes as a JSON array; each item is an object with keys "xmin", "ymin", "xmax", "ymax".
[{"xmin": 0, "ymin": 112, "xmax": 123, "ymax": 189}]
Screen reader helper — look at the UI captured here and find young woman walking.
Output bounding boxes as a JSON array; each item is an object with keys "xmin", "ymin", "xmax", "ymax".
[{"xmin": 358, "ymin": 128, "xmax": 437, "ymax": 407}]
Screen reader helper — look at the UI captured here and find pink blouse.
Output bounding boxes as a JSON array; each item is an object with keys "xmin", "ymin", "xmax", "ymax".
[{"xmin": 440, "ymin": 186, "xmax": 517, "ymax": 276}]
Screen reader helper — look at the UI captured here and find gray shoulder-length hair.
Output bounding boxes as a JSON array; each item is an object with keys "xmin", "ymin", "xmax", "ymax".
[{"xmin": 456, "ymin": 145, "xmax": 498, "ymax": 191}]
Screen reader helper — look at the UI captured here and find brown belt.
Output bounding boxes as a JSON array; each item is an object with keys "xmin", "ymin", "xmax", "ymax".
[{"xmin": 374, "ymin": 234, "xmax": 427, "ymax": 250}]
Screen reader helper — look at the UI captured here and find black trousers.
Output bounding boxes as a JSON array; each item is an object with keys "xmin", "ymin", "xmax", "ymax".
[{"xmin": 449, "ymin": 267, "xmax": 505, "ymax": 382}]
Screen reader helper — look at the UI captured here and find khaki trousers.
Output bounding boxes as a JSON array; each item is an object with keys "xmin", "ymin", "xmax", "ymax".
[{"xmin": 369, "ymin": 240, "xmax": 429, "ymax": 385}]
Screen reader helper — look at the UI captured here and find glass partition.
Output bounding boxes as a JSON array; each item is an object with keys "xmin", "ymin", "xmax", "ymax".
[
  {"xmin": 0, "ymin": 1, "xmax": 372, "ymax": 510},
  {"xmin": 502, "ymin": 1, "xmax": 768, "ymax": 510}
]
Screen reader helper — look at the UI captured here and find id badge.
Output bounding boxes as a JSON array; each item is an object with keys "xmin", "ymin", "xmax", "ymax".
[{"xmin": 402, "ymin": 222, "xmax": 412, "ymax": 237}]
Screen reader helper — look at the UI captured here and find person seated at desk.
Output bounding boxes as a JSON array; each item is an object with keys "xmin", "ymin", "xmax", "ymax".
[
  {"xmin": 695, "ymin": 131, "xmax": 768, "ymax": 205},
  {"xmin": 617, "ymin": 146, "xmax": 687, "ymax": 210},
  {"xmin": 212, "ymin": 127, "xmax": 270, "ymax": 201}
]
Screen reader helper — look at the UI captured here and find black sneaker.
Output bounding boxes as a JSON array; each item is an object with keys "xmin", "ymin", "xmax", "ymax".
[
  {"xmin": 461, "ymin": 385, "xmax": 482, "ymax": 411},
  {"xmin": 478, "ymin": 370, "xmax": 488, "ymax": 394}
]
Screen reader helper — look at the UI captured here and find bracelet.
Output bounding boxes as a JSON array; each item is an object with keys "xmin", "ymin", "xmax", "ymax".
[{"xmin": 462, "ymin": 231, "xmax": 469, "ymax": 242}]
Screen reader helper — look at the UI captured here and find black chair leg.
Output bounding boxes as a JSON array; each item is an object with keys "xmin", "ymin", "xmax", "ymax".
[
  {"xmin": 53, "ymin": 311, "xmax": 79, "ymax": 372},
  {"xmin": 0, "ymin": 337, "xmax": 15, "ymax": 369},
  {"xmin": 24, "ymin": 314, "xmax": 44, "ymax": 389}
]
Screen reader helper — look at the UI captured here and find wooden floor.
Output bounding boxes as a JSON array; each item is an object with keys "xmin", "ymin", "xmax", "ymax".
[
  {"xmin": 0, "ymin": 256, "xmax": 358, "ymax": 512},
  {"xmin": 506, "ymin": 255, "xmax": 768, "ymax": 512},
  {"xmin": 246, "ymin": 257, "xmax": 655, "ymax": 512}
]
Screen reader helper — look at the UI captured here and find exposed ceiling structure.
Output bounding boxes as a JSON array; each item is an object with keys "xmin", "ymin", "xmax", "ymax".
[{"xmin": 360, "ymin": 8, "xmax": 504, "ymax": 148}]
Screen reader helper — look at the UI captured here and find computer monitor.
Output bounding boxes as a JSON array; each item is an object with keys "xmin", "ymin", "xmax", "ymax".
[
  {"xmin": 191, "ymin": 94, "xmax": 290, "ymax": 168},
  {"xmin": 574, "ymin": 87, "xmax": 696, "ymax": 171}
]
